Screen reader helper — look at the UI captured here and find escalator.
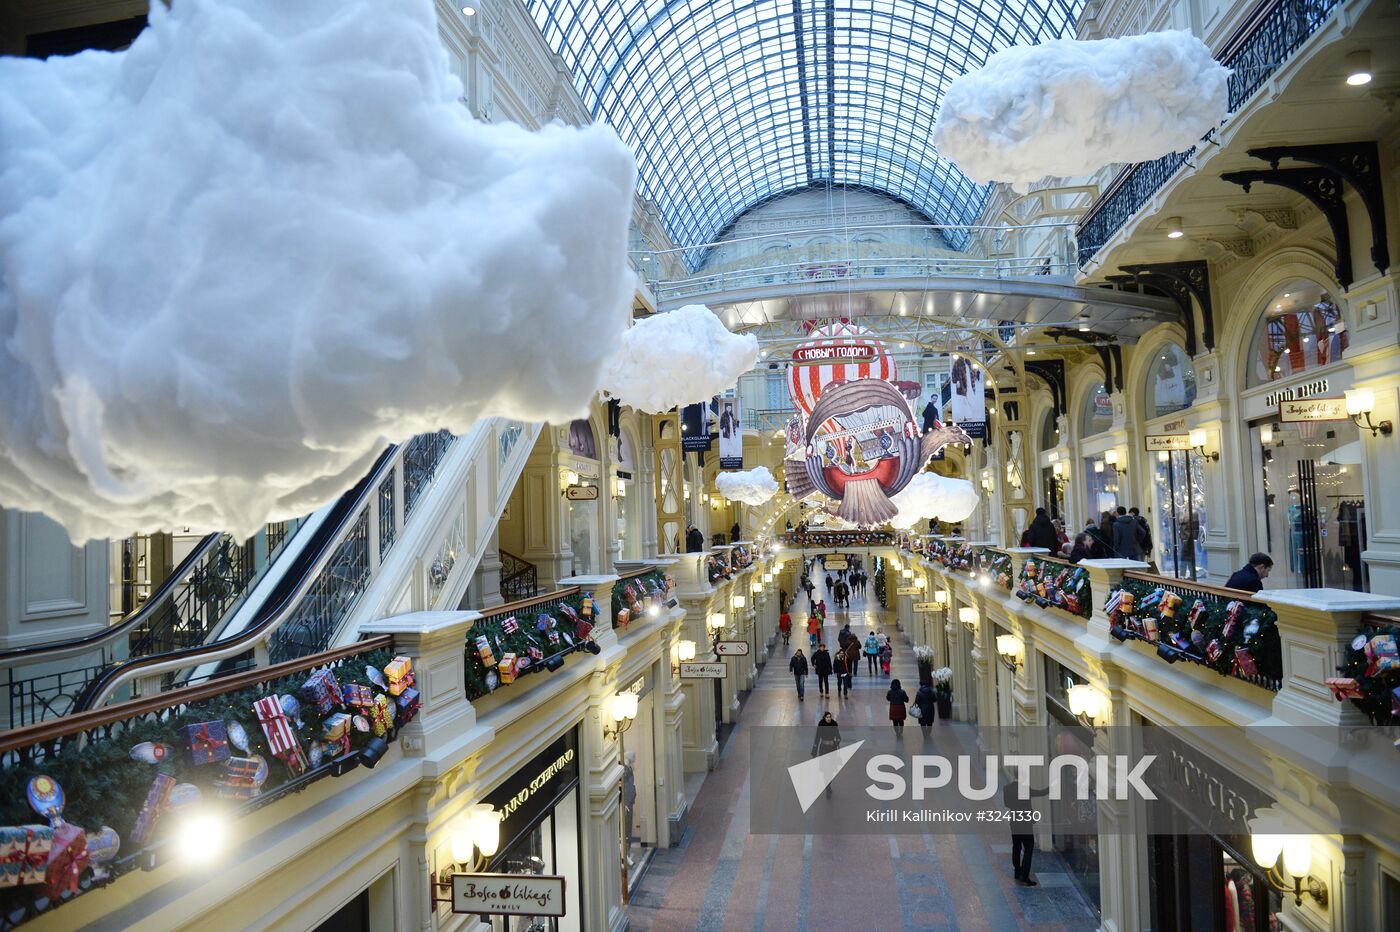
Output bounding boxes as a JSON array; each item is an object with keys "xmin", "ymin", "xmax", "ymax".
[{"xmin": 1, "ymin": 419, "xmax": 536, "ymax": 724}]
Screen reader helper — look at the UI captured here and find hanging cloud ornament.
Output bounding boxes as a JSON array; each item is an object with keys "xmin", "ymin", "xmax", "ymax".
[
  {"xmin": 932, "ymin": 30, "xmax": 1229, "ymax": 185},
  {"xmin": 715, "ymin": 466, "xmax": 779, "ymax": 506},
  {"xmin": 888, "ymin": 472, "xmax": 980, "ymax": 529},
  {"xmin": 599, "ymin": 304, "xmax": 759, "ymax": 414},
  {"xmin": 0, "ymin": 0, "xmax": 637, "ymax": 542}
]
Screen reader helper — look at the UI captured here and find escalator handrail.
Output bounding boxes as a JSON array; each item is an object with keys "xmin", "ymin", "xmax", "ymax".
[
  {"xmin": 72, "ymin": 438, "xmax": 422, "ymax": 711},
  {"xmin": 0, "ymin": 532, "xmax": 222, "ymax": 667}
]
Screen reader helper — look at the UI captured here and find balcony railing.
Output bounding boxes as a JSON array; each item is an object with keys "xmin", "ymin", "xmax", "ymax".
[
  {"xmin": 1016, "ymin": 555, "xmax": 1092, "ymax": 619},
  {"xmin": 1076, "ymin": 0, "xmax": 1344, "ymax": 267},
  {"xmin": 0, "ymin": 634, "xmax": 398, "ymax": 926},
  {"xmin": 779, "ymin": 530, "xmax": 895, "ymax": 548},
  {"xmin": 1108, "ymin": 571, "xmax": 1282, "ymax": 691}
]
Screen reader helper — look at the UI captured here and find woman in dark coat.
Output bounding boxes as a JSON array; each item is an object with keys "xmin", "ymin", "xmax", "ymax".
[
  {"xmin": 914, "ymin": 681, "xmax": 938, "ymax": 737},
  {"xmin": 886, "ymin": 678, "xmax": 909, "ymax": 736},
  {"xmin": 811, "ymin": 712, "xmax": 842, "ymax": 799}
]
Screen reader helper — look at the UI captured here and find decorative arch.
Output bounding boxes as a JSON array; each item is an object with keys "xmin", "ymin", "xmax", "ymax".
[
  {"xmin": 1067, "ymin": 363, "xmax": 1113, "ymax": 443},
  {"xmin": 1129, "ymin": 322, "xmax": 1196, "ymax": 425}
]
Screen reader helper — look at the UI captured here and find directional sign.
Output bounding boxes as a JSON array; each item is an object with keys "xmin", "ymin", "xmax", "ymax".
[
  {"xmin": 913, "ymin": 601, "xmax": 940, "ymax": 613},
  {"xmin": 715, "ymin": 640, "xmax": 750, "ymax": 656},
  {"xmin": 565, "ymin": 485, "xmax": 599, "ymax": 501},
  {"xmin": 824, "ymin": 557, "xmax": 848, "ymax": 570},
  {"xmin": 680, "ymin": 662, "xmax": 728, "ymax": 679},
  {"xmin": 895, "ymin": 586, "xmax": 919, "ymax": 596}
]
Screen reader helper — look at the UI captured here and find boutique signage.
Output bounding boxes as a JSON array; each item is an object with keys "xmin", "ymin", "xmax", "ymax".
[
  {"xmin": 451, "ymin": 874, "xmax": 567, "ymax": 917},
  {"xmin": 1279, "ymin": 396, "xmax": 1349, "ymax": 423},
  {"xmin": 1264, "ymin": 377, "xmax": 1329, "ymax": 409},
  {"xmin": 679, "ymin": 662, "xmax": 727, "ymax": 679},
  {"xmin": 484, "ymin": 731, "xmax": 579, "ymax": 855},
  {"xmin": 1143, "ymin": 433, "xmax": 1191, "ymax": 452}
]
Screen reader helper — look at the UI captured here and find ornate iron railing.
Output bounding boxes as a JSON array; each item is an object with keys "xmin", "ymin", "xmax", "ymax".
[
  {"xmin": 778, "ymin": 530, "xmax": 895, "ymax": 548},
  {"xmin": 499, "ymin": 550, "xmax": 540, "ymax": 602},
  {"xmin": 266, "ymin": 513, "xmax": 373, "ymax": 664},
  {"xmin": 378, "ymin": 473, "xmax": 396, "ymax": 560},
  {"xmin": 402, "ymin": 429, "xmax": 454, "ymax": 517},
  {"xmin": 1076, "ymin": 0, "xmax": 1344, "ymax": 267}
]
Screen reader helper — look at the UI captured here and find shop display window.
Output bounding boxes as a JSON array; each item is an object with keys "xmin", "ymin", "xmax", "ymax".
[
  {"xmin": 487, "ymin": 786, "xmax": 582, "ymax": 932},
  {"xmin": 1149, "ymin": 834, "xmax": 1282, "ymax": 932},
  {"xmin": 1084, "ymin": 456, "xmax": 1120, "ymax": 518},
  {"xmin": 1246, "ymin": 281, "xmax": 1347, "ymax": 387},
  {"xmin": 1151, "ymin": 450, "xmax": 1207, "ymax": 580},
  {"xmin": 1080, "ymin": 383, "xmax": 1114, "ymax": 438},
  {"xmin": 1249, "ymin": 419, "xmax": 1369, "ymax": 591},
  {"xmin": 1147, "ymin": 342, "xmax": 1197, "ymax": 418}
]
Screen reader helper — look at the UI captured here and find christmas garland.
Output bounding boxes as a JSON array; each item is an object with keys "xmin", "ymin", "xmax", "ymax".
[
  {"xmin": 1015, "ymin": 558, "xmax": 1091, "ymax": 618},
  {"xmin": 0, "ymin": 647, "xmax": 405, "ymax": 921},
  {"xmin": 1105, "ymin": 578, "xmax": 1282, "ymax": 686},
  {"xmin": 706, "ymin": 554, "xmax": 734, "ymax": 583},
  {"xmin": 1326, "ymin": 620, "xmax": 1399, "ymax": 723},
  {"xmin": 979, "ymin": 549, "xmax": 1013, "ymax": 590},
  {"xmin": 874, "ymin": 565, "xmax": 888, "ymax": 608},
  {"xmin": 610, "ymin": 571, "xmax": 672, "ymax": 629}
]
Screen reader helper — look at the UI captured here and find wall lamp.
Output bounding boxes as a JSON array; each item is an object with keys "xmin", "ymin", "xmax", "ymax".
[
  {"xmin": 1345, "ymin": 388, "xmax": 1393, "ymax": 436},
  {"xmin": 914, "ymin": 576, "xmax": 927, "ymax": 591},
  {"xmin": 934, "ymin": 590, "xmax": 949, "ymax": 610},
  {"xmin": 1093, "ymin": 459, "xmax": 1104, "ymax": 474},
  {"xmin": 708, "ymin": 612, "xmax": 726, "ymax": 633},
  {"xmin": 436, "ymin": 803, "xmax": 502, "ymax": 897},
  {"xmin": 1065, "ymin": 684, "xmax": 1106, "ymax": 726},
  {"xmin": 1103, "ymin": 448, "xmax": 1123, "ymax": 476},
  {"xmin": 560, "ymin": 468, "xmax": 580, "ymax": 493},
  {"xmin": 603, "ymin": 691, "xmax": 639, "ymax": 741},
  {"xmin": 1188, "ymin": 429, "xmax": 1220, "ymax": 462},
  {"xmin": 732, "ymin": 594, "xmax": 746, "ymax": 609},
  {"xmin": 995, "ymin": 634, "xmax": 1024, "ymax": 672},
  {"xmin": 1249, "ymin": 820, "xmax": 1328, "ymax": 907},
  {"xmin": 751, "ymin": 579, "xmax": 762, "ymax": 594},
  {"xmin": 958, "ymin": 606, "xmax": 978, "ymax": 631}
]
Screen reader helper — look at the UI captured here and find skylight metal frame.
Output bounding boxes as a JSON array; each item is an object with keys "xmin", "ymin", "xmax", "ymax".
[{"xmin": 527, "ymin": 0, "xmax": 1081, "ymax": 263}]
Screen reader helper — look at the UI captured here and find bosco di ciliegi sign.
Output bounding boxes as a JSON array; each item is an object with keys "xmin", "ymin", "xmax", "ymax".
[{"xmin": 451, "ymin": 873, "xmax": 567, "ymax": 917}]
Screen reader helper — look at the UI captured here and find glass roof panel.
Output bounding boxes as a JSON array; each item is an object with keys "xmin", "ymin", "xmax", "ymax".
[{"xmin": 526, "ymin": 0, "xmax": 1081, "ymax": 259}]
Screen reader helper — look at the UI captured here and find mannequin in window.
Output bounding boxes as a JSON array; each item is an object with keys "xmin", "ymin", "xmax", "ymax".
[{"xmin": 622, "ymin": 750, "xmax": 637, "ymax": 867}]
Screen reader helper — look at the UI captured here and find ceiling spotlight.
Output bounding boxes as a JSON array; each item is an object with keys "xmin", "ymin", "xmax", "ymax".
[
  {"xmin": 1078, "ymin": 323, "xmax": 1091, "ymax": 333},
  {"xmin": 1345, "ymin": 49, "xmax": 1372, "ymax": 86},
  {"xmin": 1165, "ymin": 217, "xmax": 1184, "ymax": 239}
]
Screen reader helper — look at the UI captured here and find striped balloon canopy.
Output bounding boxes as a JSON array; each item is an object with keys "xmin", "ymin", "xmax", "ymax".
[{"xmin": 787, "ymin": 323, "xmax": 897, "ymax": 418}]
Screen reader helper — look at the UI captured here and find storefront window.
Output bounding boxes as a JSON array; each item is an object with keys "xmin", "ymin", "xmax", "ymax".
[
  {"xmin": 1043, "ymin": 658, "xmax": 1100, "ymax": 912},
  {"xmin": 1152, "ymin": 450, "xmax": 1207, "ymax": 580},
  {"xmin": 1039, "ymin": 409, "xmax": 1060, "ymax": 451},
  {"xmin": 1080, "ymin": 383, "xmax": 1114, "ymax": 438},
  {"xmin": 1246, "ymin": 280, "xmax": 1347, "ymax": 387},
  {"xmin": 1147, "ymin": 343, "xmax": 1197, "ymax": 418},
  {"xmin": 1249, "ymin": 419, "xmax": 1369, "ymax": 590},
  {"xmin": 1084, "ymin": 456, "xmax": 1120, "ymax": 518}
]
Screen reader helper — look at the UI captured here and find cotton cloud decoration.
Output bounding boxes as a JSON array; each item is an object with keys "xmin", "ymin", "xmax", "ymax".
[
  {"xmin": 600, "ymin": 305, "xmax": 759, "ymax": 414},
  {"xmin": 0, "ymin": 0, "xmax": 637, "ymax": 542},
  {"xmin": 888, "ymin": 472, "xmax": 980, "ymax": 529},
  {"xmin": 715, "ymin": 467, "xmax": 779, "ymax": 506},
  {"xmin": 932, "ymin": 30, "xmax": 1229, "ymax": 185}
]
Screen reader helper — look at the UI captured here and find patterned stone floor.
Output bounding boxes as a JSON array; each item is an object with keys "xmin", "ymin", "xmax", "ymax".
[{"xmin": 624, "ymin": 579, "xmax": 1101, "ymax": 931}]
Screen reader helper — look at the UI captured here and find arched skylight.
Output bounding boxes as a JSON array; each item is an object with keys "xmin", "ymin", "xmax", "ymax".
[{"xmin": 526, "ymin": 0, "xmax": 1082, "ymax": 257}]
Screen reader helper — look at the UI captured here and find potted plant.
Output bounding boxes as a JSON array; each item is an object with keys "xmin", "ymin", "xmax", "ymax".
[
  {"xmin": 913, "ymin": 644, "xmax": 935, "ymax": 685},
  {"xmin": 931, "ymin": 666, "xmax": 954, "ymax": 720}
]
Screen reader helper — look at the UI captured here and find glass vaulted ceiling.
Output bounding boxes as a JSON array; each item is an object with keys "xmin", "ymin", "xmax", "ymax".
[{"xmin": 526, "ymin": 0, "xmax": 1082, "ymax": 262}]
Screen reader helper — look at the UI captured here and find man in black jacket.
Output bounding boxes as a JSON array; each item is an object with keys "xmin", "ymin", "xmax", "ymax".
[
  {"xmin": 1226, "ymin": 553, "xmax": 1273, "ymax": 593},
  {"xmin": 685, "ymin": 524, "xmax": 705, "ymax": 553},
  {"xmin": 1025, "ymin": 508, "xmax": 1059, "ymax": 551},
  {"xmin": 812, "ymin": 643, "xmax": 833, "ymax": 696}
]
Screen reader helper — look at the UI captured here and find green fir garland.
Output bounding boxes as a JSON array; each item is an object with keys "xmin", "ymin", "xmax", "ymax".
[{"xmin": 1332, "ymin": 620, "xmax": 1399, "ymax": 724}]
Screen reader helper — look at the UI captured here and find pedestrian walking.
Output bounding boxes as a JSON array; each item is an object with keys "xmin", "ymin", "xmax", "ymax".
[
  {"xmin": 812, "ymin": 643, "xmax": 833, "ymax": 697},
  {"xmin": 879, "ymin": 639, "xmax": 893, "ymax": 676},
  {"xmin": 1111, "ymin": 506, "xmax": 1142, "ymax": 560},
  {"xmin": 914, "ymin": 681, "xmax": 937, "ymax": 738},
  {"xmin": 825, "ymin": 573, "xmax": 834, "ymax": 592},
  {"xmin": 886, "ymin": 679, "xmax": 909, "ymax": 737},
  {"xmin": 833, "ymin": 651, "xmax": 851, "ymax": 698},
  {"xmin": 778, "ymin": 610, "xmax": 792, "ymax": 648},
  {"xmin": 811, "ymin": 712, "xmax": 842, "ymax": 799},
  {"xmin": 807, "ymin": 613, "xmax": 821, "ymax": 649},
  {"xmin": 864, "ymin": 631, "xmax": 881, "ymax": 675},
  {"xmin": 1004, "ymin": 770, "xmax": 1050, "ymax": 885},
  {"xmin": 789, "ymin": 649, "xmax": 809, "ymax": 700},
  {"xmin": 843, "ymin": 638, "xmax": 861, "ymax": 681}
]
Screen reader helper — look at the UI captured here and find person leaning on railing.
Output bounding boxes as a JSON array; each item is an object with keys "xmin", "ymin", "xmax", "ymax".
[{"xmin": 1225, "ymin": 553, "xmax": 1274, "ymax": 593}]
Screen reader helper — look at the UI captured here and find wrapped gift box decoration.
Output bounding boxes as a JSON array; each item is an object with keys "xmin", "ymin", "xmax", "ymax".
[
  {"xmin": 1160, "ymin": 592, "xmax": 1182, "ymax": 619},
  {"xmin": 474, "ymin": 635, "xmax": 497, "ymax": 668},
  {"xmin": 615, "ymin": 608, "xmax": 631, "ymax": 629},
  {"xmin": 1142, "ymin": 616, "xmax": 1159, "ymax": 642},
  {"xmin": 254, "ymin": 695, "xmax": 309, "ymax": 776},
  {"xmin": 300, "ymin": 669, "xmax": 343, "ymax": 714},
  {"xmin": 130, "ymin": 773, "xmax": 176, "ymax": 846},
  {"xmin": 501, "ymin": 616, "xmax": 520, "ymax": 635},
  {"xmin": 1186, "ymin": 602, "xmax": 1207, "ymax": 629},
  {"xmin": 43, "ymin": 822, "xmax": 88, "ymax": 900},
  {"xmin": 341, "ymin": 683, "xmax": 375, "ymax": 709},
  {"xmin": 498, "ymin": 654, "xmax": 519, "ymax": 684},
  {"xmin": 179, "ymin": 720, "xmax": 231, "ymax": 767},
  {"xmin": 395, "ymin": 687, "xmax": 421, "ymax": 724},
  {"xmin": 1366, "ymin": 634, "xmax": 1399, "ymax": 677},
  {"xmin": 385, "ymin": 656, "xmax": 414, "ymax": 696},
  {"xmin": 215, "ymin": 756, "xmax": 267, "ymax": 800},
  {"xmin": 1234, "ymin": 648, "xmax": 1259, "ymax": 677},
  {"xmin": 0, "ymin": 825, "xmax": 53, "ymax": 888},
  {"xmin": 321, "ymin": 712, "xmax": 353, "ymax": 742},
  {"xmin": 581, "ymin": 593, "xmax": 595, "ymax": 618},
  {"xmin": 369, "ymin": 694, "xmax": 393, "ymax": 737},
  {"xmin": 1325, "ymin": 677, "xmax": 1363, "ymax": 701}
]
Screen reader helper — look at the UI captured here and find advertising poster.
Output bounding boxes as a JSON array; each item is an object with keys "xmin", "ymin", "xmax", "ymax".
[
  {"xmin": 950, "ymin": 355, "xmax": 986, "ymax": 439},
  {"xmin": 681, "ymin": 402, "xmax": 711, "ymax": 452},
  {"xmin": 718, "ymin": 391, "xmax": 743, "ymax": 468}
]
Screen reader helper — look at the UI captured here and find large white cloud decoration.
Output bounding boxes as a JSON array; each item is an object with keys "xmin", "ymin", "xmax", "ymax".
[
  {"xmin": 600, "ymin": 305, "xmax": 759, "ymax": 414},
  {"xmin": 932, "ymin": 30, "xmax": 1229, "ymax": 185},
  {"xmin": 889, "ymin": 472, "xmax": 980, "ymax": 530},
  {"xmin": 0, "ymin": 0, "xmax": 637, "ymax": 542},
  {"xmin": 715, "ymin": 467, "xmax": 779, "ymax": 506}
]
